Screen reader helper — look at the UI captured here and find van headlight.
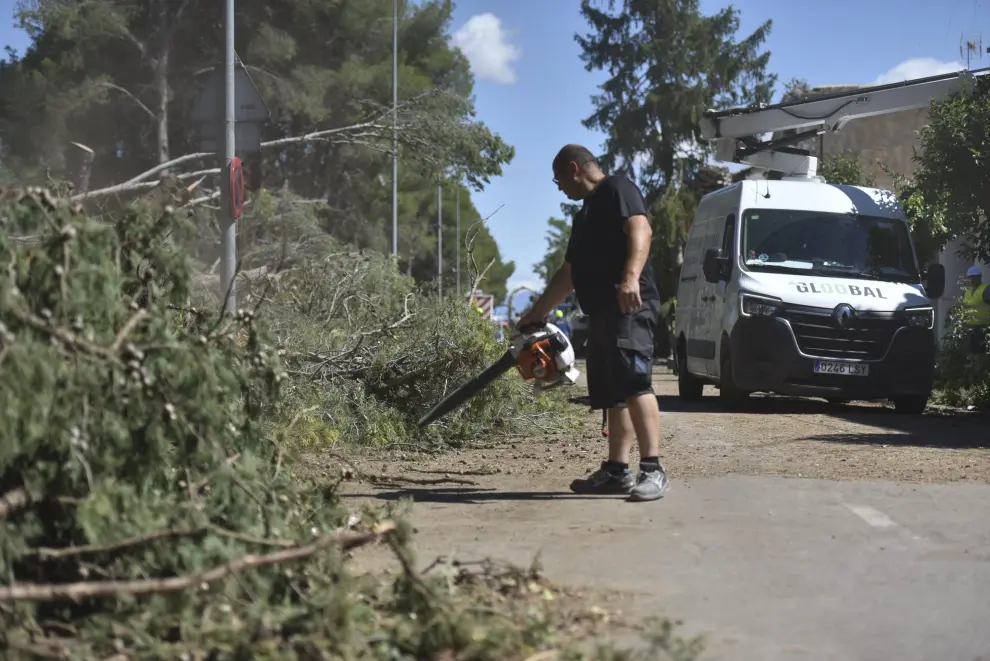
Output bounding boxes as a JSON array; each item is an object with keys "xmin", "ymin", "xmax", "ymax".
[
  {"xmin": 739, "ymin": 292, "xmax": 782, "ymax": 317},
  {"xmin": 903, "ymin": 306, "xmax": 934, "ymax": 329}
]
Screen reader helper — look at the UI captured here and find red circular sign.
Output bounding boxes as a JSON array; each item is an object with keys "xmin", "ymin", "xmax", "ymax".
[{"xmin": 229, "ymin": 157, "xmax": 244, "ymax": 220}]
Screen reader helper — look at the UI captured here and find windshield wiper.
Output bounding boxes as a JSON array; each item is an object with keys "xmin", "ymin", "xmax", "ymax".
[
  {"xmin": 811, "ymin": 266, "xmax": 880, "ymax": 280},
  {"xmin": 811, "ymin": 266, "xmax": 918, "ymax": 282},
  {"xmin": 746, "ymin": 263, "xmax": 814, "ymax": 275}
]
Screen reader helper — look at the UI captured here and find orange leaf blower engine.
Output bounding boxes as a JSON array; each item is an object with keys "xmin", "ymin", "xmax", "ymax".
[{"xmin": 418, "ymin": 322, "xmax": 581, "ymax": 428}]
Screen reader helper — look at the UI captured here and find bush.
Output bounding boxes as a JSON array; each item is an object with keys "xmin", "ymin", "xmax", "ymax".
[
  {"xmin": 932, "ymin": 304, "xmax": 990, "ymax": 410},
  {"xmin": 819, "ymin": 154, "xmax": 875, "ymax": 187},
  {"xmin": 264, "ymin": 258, "xmax": 578, "ymax": 450},
  {"xmin": 0, "ymin": 188, "xmax": 700, "ymax": 660}
]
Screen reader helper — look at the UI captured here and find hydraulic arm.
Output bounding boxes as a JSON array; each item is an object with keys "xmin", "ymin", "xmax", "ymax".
[{"xmin": 698, "ymin": 67, "xmax": 990, "ymax": 178}]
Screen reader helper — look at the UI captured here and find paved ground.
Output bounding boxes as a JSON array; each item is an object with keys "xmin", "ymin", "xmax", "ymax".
[{"xmin": 332, "ymin": 366, "xmax": 990, "ymax": 661}]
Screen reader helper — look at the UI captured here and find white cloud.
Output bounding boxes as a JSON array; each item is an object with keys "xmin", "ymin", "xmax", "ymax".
[
  {"xmin": 872, "ymin": 58, "xmax": 965, "ymax": 85},
  {"xmin": 452, "ymin": 13, "xmax": 521, "ymax": 85}
]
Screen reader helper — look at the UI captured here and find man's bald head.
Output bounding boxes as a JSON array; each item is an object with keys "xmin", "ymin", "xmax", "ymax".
[
  {"xmin": 552, "ymin": 144, "xmax": 604, "ymax": 200},
  {"xmin": 553, "ymin": 144, "xmax": 597, "ymax": 172}
]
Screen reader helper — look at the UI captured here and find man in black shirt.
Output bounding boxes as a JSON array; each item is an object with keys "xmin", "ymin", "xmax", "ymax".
[{"xmin": 518, "ymin": 144, "xmax": 669, "ymax": 502}]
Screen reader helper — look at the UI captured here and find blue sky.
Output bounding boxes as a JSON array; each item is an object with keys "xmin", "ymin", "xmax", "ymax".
[
  {"xmin": 446, "ymin": 0, "xmax": 984, "ymax": 302},
  {"xmin": 2, "ymin": 0, "xmax": 985, "ymax": 309}
]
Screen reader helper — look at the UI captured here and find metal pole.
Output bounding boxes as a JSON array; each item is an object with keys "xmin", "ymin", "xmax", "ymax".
[
  {"xmin": 390, "ymin": 0, "xmax": 398, "ymax": 260},
  {"xmin": 455, "ymin": 184, "xmax": 461, "ymax": 297},
  {"xmin": 220, "ymin": 0, "xmax": 237, "ymax": 314},
  {"xmin": 437, "ymin": 174, "xmax": 443, "ymax": 299}
]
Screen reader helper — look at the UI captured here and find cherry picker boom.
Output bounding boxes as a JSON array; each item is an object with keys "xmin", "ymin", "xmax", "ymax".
[{"xmin": 698, "ymin": 67, "xmax": 990, "ymax": 179}]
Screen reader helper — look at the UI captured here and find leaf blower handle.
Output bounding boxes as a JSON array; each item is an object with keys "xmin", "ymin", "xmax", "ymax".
[{"xmin": 515, "ymin": 320, "xmax": 546, "ymax": 335}]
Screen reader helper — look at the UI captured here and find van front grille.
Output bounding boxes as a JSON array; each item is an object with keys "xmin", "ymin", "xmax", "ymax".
[{"xmin": 780, "ymin": 309, "xmax": 901, "ymax": 361}]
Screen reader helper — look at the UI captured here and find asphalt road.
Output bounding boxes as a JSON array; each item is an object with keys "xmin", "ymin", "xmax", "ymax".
[{"xmin": 340, "ymin": 366, "xmax": 990, "ymax": 661}]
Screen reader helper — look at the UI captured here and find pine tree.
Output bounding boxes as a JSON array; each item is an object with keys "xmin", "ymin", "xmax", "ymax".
[
  {"xmin": 573, "ymin": 0, "xmax": 776, "ymax": 297},
  {"xmin": 533, "ymin": 217, "xmax": 572, "ymax": 286},
  {"xmin": 1, "ymin": 0, "xmax": 517, "ymax": 297}
]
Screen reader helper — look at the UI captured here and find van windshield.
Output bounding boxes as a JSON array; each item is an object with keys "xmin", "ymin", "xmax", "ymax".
[{"xmin": 739, "ymin": 209, "xmax": 920, "ymax": 282}]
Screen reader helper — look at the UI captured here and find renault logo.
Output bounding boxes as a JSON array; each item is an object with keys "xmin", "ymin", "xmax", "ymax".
[{"xmin": 833, "ymin": 303, "xmax": 856, "ymax": 328}]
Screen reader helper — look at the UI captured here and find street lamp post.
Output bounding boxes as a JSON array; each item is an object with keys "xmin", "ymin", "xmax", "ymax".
[
  {"xmin": 391, "ymin": 0, "xmax": 398, "ymax": 260},
  {"xmin": 437, "ymin": 174, "xmax": 443, "ymax": 299},
  {"xmin": 455, "ymin": 185, "xmax": 460, "ymax": 297},
  {"xmin": 221, "ymin": 0, "xmax": 237, "ymax": 314}
]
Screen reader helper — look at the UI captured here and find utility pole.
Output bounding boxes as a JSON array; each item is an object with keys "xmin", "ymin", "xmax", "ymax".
[
  {"xmin": 455, "ymin": 185, "xmax": 461, "ymax": 297},
  {"xmin": 221, "ymin": 0, "xmax": 237, "ymax": 313},
  {"xmin": 437, "ymin": 174, "xmax": 443, "ymax": 299},
  {"xmin": 391, "ymin": 0, "xmax": 399, "ymax": 260}
]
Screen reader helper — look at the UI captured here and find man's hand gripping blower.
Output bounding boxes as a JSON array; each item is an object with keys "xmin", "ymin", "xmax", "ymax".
[{"xmin": 417, "ymin": 322, "xmax": 581, "ymax": 428}]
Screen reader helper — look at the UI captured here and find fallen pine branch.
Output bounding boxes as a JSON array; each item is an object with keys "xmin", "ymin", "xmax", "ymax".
[
  {"xmin": 73, "ymin": 90, "xmax": 452, "ymax": 203},
  {"xmin": 372, "ymin": 475, "xmax": 479, "ymax": 487},
  {"xmin": 29, "ymin": 522, "xmax": 296, "ymax": 561},
  {"xmin": 0, "ymin": 522, "xmax": 396, "ymax": 602},
  {"xmin": 329, "ymin": 452, "xmax": 477, "ymax": 487},
  {"xmin": 70, "ymin": 168, "xmax": 217, "ymax": 202}
]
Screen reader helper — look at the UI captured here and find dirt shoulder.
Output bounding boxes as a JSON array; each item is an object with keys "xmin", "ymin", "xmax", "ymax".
[{"xmin": 315, "ymin": 365, "xmax": 989, "ymax": 487}]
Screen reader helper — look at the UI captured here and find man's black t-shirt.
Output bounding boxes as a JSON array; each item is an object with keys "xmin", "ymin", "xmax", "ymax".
[{"xmin": 564, "ymin": 174, "xmax": 660, "ymax": 316}]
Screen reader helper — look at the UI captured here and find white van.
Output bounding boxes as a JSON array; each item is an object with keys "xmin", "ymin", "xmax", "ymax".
[{"xmin": 674, "ymin": 178, "xmax": 946, "ymax": 414}]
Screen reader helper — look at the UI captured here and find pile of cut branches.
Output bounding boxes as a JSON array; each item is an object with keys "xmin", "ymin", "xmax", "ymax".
[
  {"xmin": 0, "ymin": 186, "xmax": 378, "ymax": 658},
  {"xmin": 185, "ymin": 188, "xmax": 581, "ymax": 452},
  {"xmin": 257, "ymin": 254, "xmax": 577, "ymax": 450},
  {"xmin": 932, "ymin": 303, "xmax": 990, "ymax": 410},
  {"xmin": 0, "ymin": 188, "xmax": 700, "ymax": 660}
]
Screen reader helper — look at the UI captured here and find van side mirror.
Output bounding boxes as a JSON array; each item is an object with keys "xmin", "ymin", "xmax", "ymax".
[
  {"xmin": 703, "ymin": 248, "xmax": 729, "ymax": 283},
  {"xmin": 924, "ymin": 263, "xmax": 945, "ymax": 299}
]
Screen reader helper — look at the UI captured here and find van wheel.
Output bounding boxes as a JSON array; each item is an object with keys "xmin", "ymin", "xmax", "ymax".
[
  {"xmin": 893, "ymin": 395, "xmax": 928, "ymax": 415},
  {"xmin": 719, "ymin": 352, "xmax": 749, "ymax": 407},
  {"xmin": 677, "ymin": 348, "xmax": 703, "ymax": 402}
]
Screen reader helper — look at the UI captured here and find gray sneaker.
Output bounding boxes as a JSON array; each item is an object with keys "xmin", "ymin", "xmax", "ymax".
[
  {"xmin": 570, "ymin": 462, "xmax": 636, "ymax": 495},
  {"xmin": 628, "ymin": 465, "xmax": 670, "ymax": 502}
]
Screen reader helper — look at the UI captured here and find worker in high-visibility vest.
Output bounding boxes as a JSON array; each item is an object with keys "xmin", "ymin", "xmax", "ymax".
[
  {"xmin": 961, "ymin": 265, "xmax": 990, "ymax": 353},
  {"xmin": 554, "ymin": 307, "xmax": 572, "ymax": 337}
]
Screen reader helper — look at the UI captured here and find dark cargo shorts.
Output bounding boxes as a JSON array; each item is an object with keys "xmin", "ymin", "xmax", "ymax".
[{"xmin": 585, "ymin": 299, "xmax": 660, "ymax": 410}]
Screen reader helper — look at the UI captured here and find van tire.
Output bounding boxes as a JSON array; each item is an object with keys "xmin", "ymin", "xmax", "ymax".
[
  {"xmin": 677, "ymin": 346, "xmax": 704, "ymax": 402},
  {"xmin": 718, "ymin": 351, "xmax": 749, "ymax": 407},
  {"xmin": 893, "ymin": 395, "xmax": 928, "ymax": 415}
]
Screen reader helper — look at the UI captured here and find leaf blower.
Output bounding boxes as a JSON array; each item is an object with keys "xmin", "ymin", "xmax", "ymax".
[{"xmin": 417, "ymin": 322, "xmax": 581, "ymax": 428}]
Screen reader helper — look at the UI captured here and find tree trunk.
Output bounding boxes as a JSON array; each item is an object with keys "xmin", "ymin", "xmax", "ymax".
[
  {"xmin": 658, "ymin": 140, "xmax": 676, "ymax": 189},
  {"xmin": 153, "ymin": 2, "xmax": 171, "ymax": 166},
  {"xmin": 153, "ymin": 50, "xmax": 170, "ymax": 165}
]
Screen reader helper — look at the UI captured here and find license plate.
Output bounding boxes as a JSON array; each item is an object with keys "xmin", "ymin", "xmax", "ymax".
[{"xmin": 814, "ymin": 360, "xmax": 869, "ymax": 376}]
